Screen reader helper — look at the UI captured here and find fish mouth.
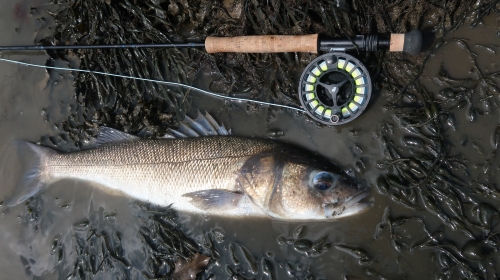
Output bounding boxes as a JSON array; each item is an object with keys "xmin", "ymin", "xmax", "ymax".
[{"xmin": 324, "ymin": 190, "xmax": 373, "ymax": 218}]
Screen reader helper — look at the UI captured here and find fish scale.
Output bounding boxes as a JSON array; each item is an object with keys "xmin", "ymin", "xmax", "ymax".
[
  {"xmin": 49, "ymin": 137, "xmax": 274, "ymax": 164},
  {"xmin": 46, "ymin": 137, "xmax": 277, "ymax": 214}
]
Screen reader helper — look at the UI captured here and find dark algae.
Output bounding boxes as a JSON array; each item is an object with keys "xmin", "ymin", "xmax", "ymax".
[
  {"xmin": 0, "ymin": 0, "xmax": 500, "ymax": 279},
  {"xmin": 277, "ymin": 224, "xmax": 332, "ymax": 257}
]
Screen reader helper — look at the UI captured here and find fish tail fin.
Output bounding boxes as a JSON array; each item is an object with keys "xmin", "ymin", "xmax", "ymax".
[{"xmin": 8, "ymin": 141, "xmax": 55, "ymax": 206}]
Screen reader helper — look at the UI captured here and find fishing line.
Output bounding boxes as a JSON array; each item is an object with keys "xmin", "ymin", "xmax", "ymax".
[{"xmin": 0, "ymin": 57, "xmax": 306, "ymax": 113}]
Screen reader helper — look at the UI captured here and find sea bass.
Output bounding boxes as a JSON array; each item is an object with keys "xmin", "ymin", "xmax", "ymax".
[{"xmin": 11, "ymin": 113, "xmax": 370, "ymax": 220}]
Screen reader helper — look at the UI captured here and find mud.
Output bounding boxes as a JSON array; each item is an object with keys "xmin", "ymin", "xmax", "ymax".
[{"xmin": 1, "ymin": 0, "xmax": 500, "ymax": 279}]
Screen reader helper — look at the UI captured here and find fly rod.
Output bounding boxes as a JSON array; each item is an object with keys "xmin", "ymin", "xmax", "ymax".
[
  {"xmin": 0, "ymin": 30, "xmax": 422, "ymax": 55},
  {"xmin": 0, "ymin": 30, "xmax": 422, "ymax": 125}
]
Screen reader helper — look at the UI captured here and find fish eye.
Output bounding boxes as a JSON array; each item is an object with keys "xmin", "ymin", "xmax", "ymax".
[{"xmin": 312, "ymin": 171, "xmax": 335, "ymax": 191}]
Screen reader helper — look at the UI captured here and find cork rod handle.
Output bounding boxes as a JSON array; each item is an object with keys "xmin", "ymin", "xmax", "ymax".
[{"xmin": 205, "ymin": 34, "xmax": 319, "ymax": 54}]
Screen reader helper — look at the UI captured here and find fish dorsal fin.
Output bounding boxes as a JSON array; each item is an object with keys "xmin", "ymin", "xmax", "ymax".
[
  {"xmin": 165, "ymin": 111, "xmax": 230, "ymax": 138},
  {"xmin": 176, "ymin": 121, "xmax": 200, "ymax": 137},
  {"xmin": 96, "ymin": 127, "xmax": 141, "ymax": 146},
  {"xmin": 194, "ymin": 111, "xmax": 218, "ymax": 135},
  {"xmin": 185, "ymin": 115, "xmax": 210, "ymax": 136},
  {"xmin": 204, "ymin": 111, "xmax": 229, "ymax": 135}
]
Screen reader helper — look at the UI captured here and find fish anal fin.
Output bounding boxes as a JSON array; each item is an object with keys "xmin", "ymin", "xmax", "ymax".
[
  {"xmin": 182, "ymin": 189, "xmax": 243, "ymax": 211},
  {"xmin": 96, "ymin": 127, "xmax": 140, "ymax": 146}
]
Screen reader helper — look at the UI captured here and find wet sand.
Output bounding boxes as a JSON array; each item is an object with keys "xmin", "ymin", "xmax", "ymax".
[{"xmin": 0, "ymin": 0, "xmax": 500, "ymax": 279}]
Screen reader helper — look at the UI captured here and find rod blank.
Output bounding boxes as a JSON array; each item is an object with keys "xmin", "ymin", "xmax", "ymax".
[{"xmin": 0, "ymin": 42, "xmax": 205, "ymax": 51}]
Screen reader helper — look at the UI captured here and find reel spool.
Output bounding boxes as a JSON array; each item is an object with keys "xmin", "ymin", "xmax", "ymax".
[{"xmin": 299, "ymin": 52, "xmax": 372, "ymax": 125}]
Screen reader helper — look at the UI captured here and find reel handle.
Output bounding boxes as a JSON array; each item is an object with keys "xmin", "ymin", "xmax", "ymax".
[{"xmin": 205, "ymin": 34, "xmax": 319, "ymax": 54}]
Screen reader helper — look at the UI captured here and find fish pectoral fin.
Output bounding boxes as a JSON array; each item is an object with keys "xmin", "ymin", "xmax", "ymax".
[
  {"xmin": 182, "ymin": 189, "xmax": 243, "ymax": 211},
  {"xmin": 96, "ymin": 127, "xmax": 141, "ymax": 146}
]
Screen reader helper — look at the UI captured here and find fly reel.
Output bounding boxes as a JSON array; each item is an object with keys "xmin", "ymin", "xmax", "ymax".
[{"xmin": 298, "ymin": 52, "xmax": 372, "ymax": 125}]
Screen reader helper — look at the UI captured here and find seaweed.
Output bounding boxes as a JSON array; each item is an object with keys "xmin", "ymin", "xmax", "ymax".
[{"xmin": 30, "ymin": 0, "xmax": 500, "ymax": 278}]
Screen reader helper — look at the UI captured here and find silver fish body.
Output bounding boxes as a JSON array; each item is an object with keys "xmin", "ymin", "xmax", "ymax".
[
  {"xmin": 12, "ymin": 116, "xmax": 370, "ymax": 220},
  {"xmin": 48, "ymin": 137, "xmax": 278, "ymax": 215}
]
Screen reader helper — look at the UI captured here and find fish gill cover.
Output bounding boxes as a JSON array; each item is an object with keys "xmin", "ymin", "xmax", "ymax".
[{"xmin": 17, "ymin": 0, "xmax": 500, "ymax": 279}]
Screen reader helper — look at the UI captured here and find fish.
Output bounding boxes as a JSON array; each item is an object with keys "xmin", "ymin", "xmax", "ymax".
[{"xmin": 9, "ymin": 112, "xmax": 370, "ymax": 220}]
